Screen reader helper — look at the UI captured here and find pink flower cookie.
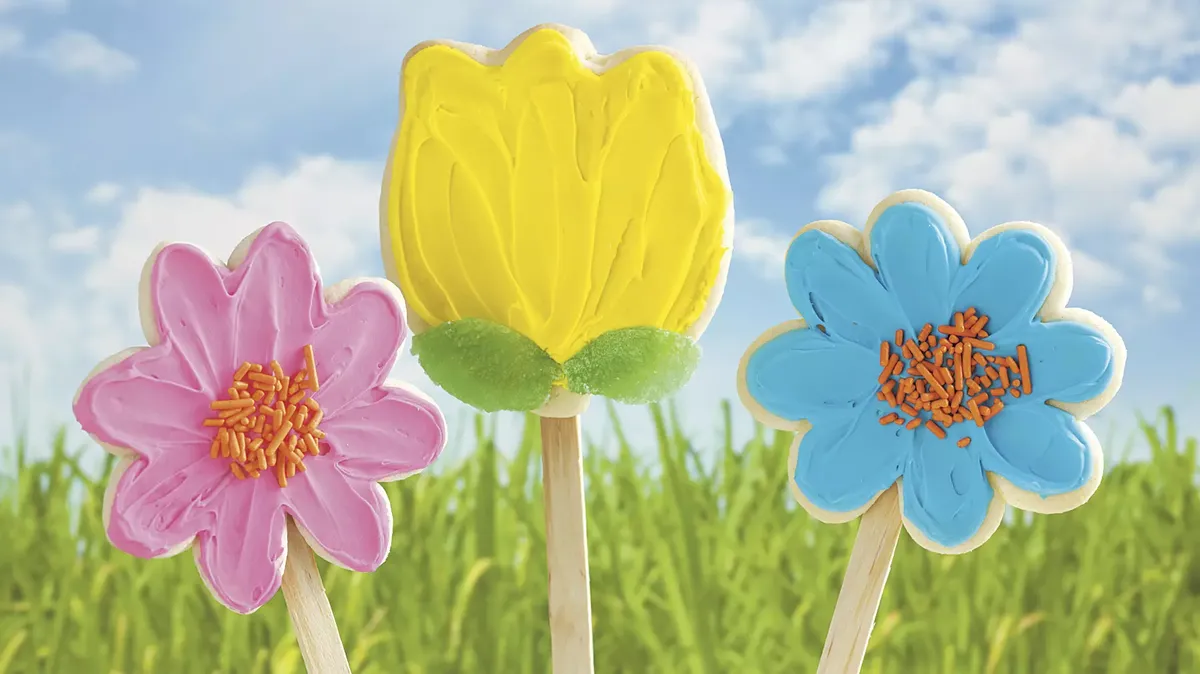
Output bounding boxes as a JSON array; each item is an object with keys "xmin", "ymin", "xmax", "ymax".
[{"xmin": 73, "ymin": 222, "xmax": 447, "ymax": 614}]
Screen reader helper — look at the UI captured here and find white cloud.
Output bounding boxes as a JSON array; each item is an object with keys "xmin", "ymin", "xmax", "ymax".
[
  {"xmin": 646, "ymin": 0, "xmax": 764, "ymax": 93},
  {"xmin": 747, "ymin": 1, "xmax": 911, "ymax": 102},
  {"xmin": 816, "ymin": 0, "xmax": 1200, "ymax": 314},
  {"xmin": 754, "ymin": 145, "xmax": 788, "ymax": 165},
  {"xmin": 1110, "ymin": 78, "xmax": 1200, "ymax": 150},
  {"xmin": 85, "ymin": 156, "xmax": 380, "ymax": 295},
  {"xmin": 84, "ymin": 182, "xmax": 122, "ymax": 204},
  {"xmin": 48, "ymin": 226, "xmax": 98, "ymax": 252},
  {"xmin": 37, "ymin": 30, "xmax": 137, "ymax": 80},
  {"xmin": 732, "ymin": 218, "xmax": 790, "ymax": 278}
]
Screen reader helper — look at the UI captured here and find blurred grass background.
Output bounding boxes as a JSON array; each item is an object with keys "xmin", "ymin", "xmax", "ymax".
[{"xmin": 1, "ymin": 401, "xmax": 1197, "ymax": 673}]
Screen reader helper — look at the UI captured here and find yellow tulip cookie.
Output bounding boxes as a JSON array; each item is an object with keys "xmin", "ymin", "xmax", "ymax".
[{"xmin": 381, "ymin": 24, "xmax": 734, "ymax": 415}]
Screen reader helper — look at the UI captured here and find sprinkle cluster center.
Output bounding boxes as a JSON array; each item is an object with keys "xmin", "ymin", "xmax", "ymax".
[
  {"xmin": 203, "ymin": 344, "xmax": 326, "ymax": 487},
  {"xmin": 874, "ymin": 308, "xmax": 1033, "ymax": 447}
]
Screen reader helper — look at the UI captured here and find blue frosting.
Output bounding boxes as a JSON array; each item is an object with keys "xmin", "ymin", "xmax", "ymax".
[{"xmin": 744, "ymin": 202, "xmax": 1119, "ymax": 549}]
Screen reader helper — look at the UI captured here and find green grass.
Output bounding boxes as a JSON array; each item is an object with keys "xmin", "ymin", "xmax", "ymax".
[{"xmin": 2, "ymin": 403, "xmax": 1198, "ymax": 673}]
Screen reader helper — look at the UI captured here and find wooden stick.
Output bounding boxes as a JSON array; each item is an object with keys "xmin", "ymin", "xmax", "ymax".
[
  {"xmin": 281, "ymin": 517, "xmax": 353, "ymax": 674},
  {"xmin": 816, "ymin": 484, "xmax": 903, "ymax": 674},
  {"xmin": 540, "ymin": 415, "xmax": 596, "ymax": 674}
]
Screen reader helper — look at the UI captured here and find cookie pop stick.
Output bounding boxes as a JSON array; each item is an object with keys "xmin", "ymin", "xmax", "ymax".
[
  {"xmin": 381, "ymin": 24, "xmax": 733, "ymax": 672},
  {"xmin": 73, "ymin": 222, "xmax": 447, "ymax": 672},
  {"xmin": 737, "ymin": 190, "xmax": 1126, "ymax": 673}
]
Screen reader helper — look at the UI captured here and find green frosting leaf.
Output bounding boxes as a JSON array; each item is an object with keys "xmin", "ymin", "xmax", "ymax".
[
  {"xmin": 563, "ymin": 326, "xmax": 700, "ymax": 404},
  {"xmin": 411, "ymin": 318, "xmax": 562, "ymax": 412}
]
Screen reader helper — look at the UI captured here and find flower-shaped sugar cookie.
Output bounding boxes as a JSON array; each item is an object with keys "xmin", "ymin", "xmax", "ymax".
[
  {"xmin": 738, "ymin": 190, "xmax": 1126, "ymax": 554},
  {"xmin": 73, "ymin": 222, "xmax": 447, "ymax": 613}
]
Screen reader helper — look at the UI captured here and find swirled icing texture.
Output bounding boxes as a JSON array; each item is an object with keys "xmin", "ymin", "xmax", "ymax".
[
  {"xmin": 383, "ymin": 27, "xmax": 731, "ymax": 363},
  {"xmin": 72, "ymin": 222, "xmax": 447, "ymax": 614},
  {"xmin": 743, "ymin": 203, "xmax": 1119, "ymax": 549}
]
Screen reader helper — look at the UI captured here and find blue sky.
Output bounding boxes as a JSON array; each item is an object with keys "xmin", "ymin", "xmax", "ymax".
[{"xmin": 1, "ymin": 0, "xmax": 1198, "ymax": 461}]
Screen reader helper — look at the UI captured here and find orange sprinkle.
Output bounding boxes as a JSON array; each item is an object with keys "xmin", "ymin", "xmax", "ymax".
[
  {"xmin": 967, "ymin": 400, "xmax": 984, "ymax": 427},
  {"xmin": 288, "ymin": 390, "xmax": 306, "ymax": 405},
  {"xmin": 895, "ymin": 330, "xmax": 904, "ymax": 346},
  {"xmin": 265, "ymin": 420, "xmax": 293, "ymax": 456},
  {"xmin": 985, "ymin": 366, "xmax": 999, "ymax": 380},
  {"xmin": 951, "ymin": 390, "xmax": 964, "ymax": 410},
  {"xmin": 303, "ymin": 432, "xmax": 320, "ymax": 456},
  {"xmin": 880, "ymin": 413, "xmax": 899, "ymax": 425},
  {"xmin": 919, "ymin": 324, "xmax": 933, "ymax": 341},
  {"xmin": 925, "ymin": 420, "xmax": 947, "ymax": 439},
  {"xmin": 225, "ymin": 407, "xmax": 254, "ymax": 427},
  {"xmin": 957, "ymin": 437, "xmax": 971, "ymax": 448},
  {"xmin": 893, "ymin": 416, "xmax": 905, "ymax": 426},
  {"xmin": 880, "ymin": 342, "xmax": 890, "ymax": 367},
  {"xmin": 970, "ymin": 316, "xmax": 989, "ymax": 335},
  {"xmin": 879, "ymin": 353, "xmax": 899, "ymax": 384},
  {"xmin": 203, "ymin": 418, "xmax": 225, "ymax": 427},
  {"xmin": 233, "ymin": 362, "xmax": 253, "ymax": 381},
  {"xmin": 307, "ymin": 409, "xmax": 324, "ymax": 431},
  {"xmin": 1017, "ymin": 345, "xmax": 1032, "ymax": 395},
  {"xmin": 966, "ymin": 338, "xmax": 995, "ymax": 351},
  {"xmin": 231, "ymin": 464, "xmax": 246, "ymax": 479},
  {"xmin": 1011, "ymin": 389, "xmax": 1022, "ymax": 398},
  {"xmin": 907, "ymin": 339, "xmax": 924, "ymax": 362},
  {"xmin": 883, "ymin": 387, "xmax": 897, "ymax": 407},
  {"xmin": 209, "ymin": 439, "xmax": 221, "ymax": 458},
  {"xmin": 990, "ymin": 388, "xmax": 1006, "ymax": 397},
  {"xmin": 903, "ymin": 417, "xmax": 920, "ymax": 430},
  {"xmin": 210, "ymin": 398, "xmax": 254, "ymax": 410},
  {"xmin": 917, "ymin": 364, "xmax": 949, "ymax": 399},
  {"xmin": 999, "ymin": 367, "xmax": 1010, "ymax": 389},
  {"xmin": 304, "ymin": 344, "xmax": 320, "ymax": 391},
  {"xmin": 248, "ymin": 371, "xmax": 275, "ymax": 385},
  {"xmin": 939, "ymin": 366, "xmax": 954, "ymax": 384},
  {"xmin": 900, "ymin": 403, "xmax": 918, "ymax": 416}
]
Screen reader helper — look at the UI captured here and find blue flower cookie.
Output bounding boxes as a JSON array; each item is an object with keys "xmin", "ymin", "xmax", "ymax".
[{"xmin": 737, "ymin": 190, "xmax": 1126, "ymax": 554}]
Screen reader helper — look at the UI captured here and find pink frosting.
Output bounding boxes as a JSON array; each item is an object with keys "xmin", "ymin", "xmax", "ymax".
[{"xmin": 72, "ymin": 222, "xmax": 447, "ymax": 614}]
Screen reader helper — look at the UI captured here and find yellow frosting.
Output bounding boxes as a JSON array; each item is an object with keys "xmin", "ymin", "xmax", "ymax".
[{"xmin": 383, "ymin": 28, "xmax": 730, "ymax": 363}]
